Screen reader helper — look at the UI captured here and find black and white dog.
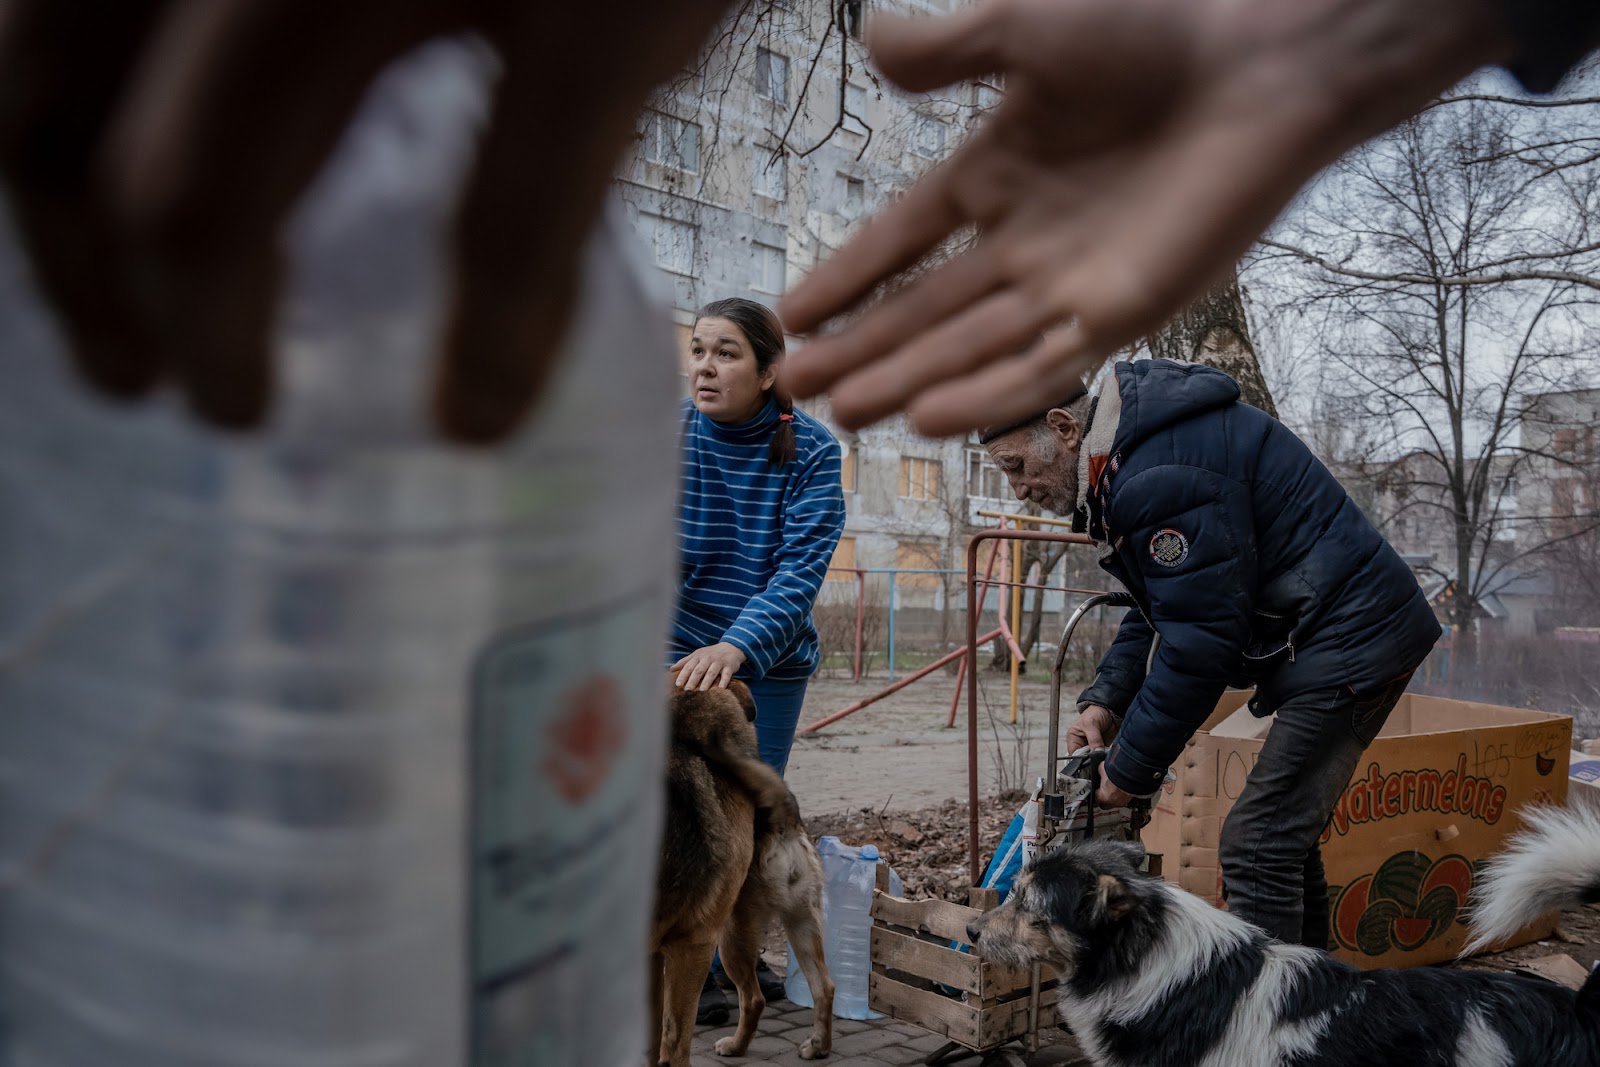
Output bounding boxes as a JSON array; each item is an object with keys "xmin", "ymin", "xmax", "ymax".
[{"xmin": 967, "ymin": 805, "xmax": 1600, "ymax": 1067}]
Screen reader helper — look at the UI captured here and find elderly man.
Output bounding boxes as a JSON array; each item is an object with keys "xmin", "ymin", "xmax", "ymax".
[{"xmin": 981, "ymin": 357, "xmax": 1440, "ymax": 949}]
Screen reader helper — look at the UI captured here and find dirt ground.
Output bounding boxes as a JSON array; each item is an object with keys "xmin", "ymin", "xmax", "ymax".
[
  {"xmin": 779, "ymin": 672, "xmax": 1600, "ymax": 981},
  {"xmin": 785, "ymin": 672, "xmax": 1065, "ymax": 818}
]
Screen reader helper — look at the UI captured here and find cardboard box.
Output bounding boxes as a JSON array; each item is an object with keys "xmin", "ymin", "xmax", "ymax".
[
  {"xmin": 1142, "ymin": 692, "xmax": 1572, "ymax": 969},
  {"xmin": 1570, "ymin": 750, "xmax": 1600, "ymax": 813}
]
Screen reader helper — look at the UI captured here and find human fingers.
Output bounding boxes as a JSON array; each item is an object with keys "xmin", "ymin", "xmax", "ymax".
[
  {"xmin": 781, "ymin": 246, "xmax": 1000, "ymax": 410},
  {"xmin": 825, "ymin": 285, "xmax": 1049, "ymax": 430},
  {"xmin": 696, "ymin": 659, "xmax": 721, "ymax": 692},
  {"xmin": 906, "ymin": 324, "xmax": 1100, "ymax": 437},
  {"xmin": 0, "ymin": 0, "xmax": 170, "ymax": 396},
  {"xmin": 435, "ymin": 28, "xmax": 588, "ymax": 443},
  {"xmin": 106, "ymin": 0, "xmax": 457, "ymax": 428},
  {"xmin": 439, "ymin": 1, "xmax": 735, "ymax": 443},
  {"xmin": 863, "ymin": 4, "xmax": 1005, "ymax": 94},
  {"xmin": 1078, "ymin": 715, "xmax": 1105, "ymax": 752},
  {"xmin": 678, "ymin": 655, "xmax": 707, "ymax": 691},
  {"xmin": 779, "ymin": 158, "xmax": 967, "ymax": 350},
  {"xmin": 717, "ymin": 663, "xmax": 735, "ymax": 689}
]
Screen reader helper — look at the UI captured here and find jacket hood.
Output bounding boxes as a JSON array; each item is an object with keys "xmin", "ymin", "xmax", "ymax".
[{"xmin": 1111, "ymin": 359, "xmax": 1240, "ymax": 454}]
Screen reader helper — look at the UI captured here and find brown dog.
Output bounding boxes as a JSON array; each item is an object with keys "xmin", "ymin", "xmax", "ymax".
[{"xmin": 651, "ymin": 676, "xmax": 833, "ymax": 1066}]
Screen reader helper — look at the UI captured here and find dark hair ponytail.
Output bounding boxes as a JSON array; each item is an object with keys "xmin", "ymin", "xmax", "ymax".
[
  {"xmin": 769, "ymin": 387, "xmax": 797, "ymax": 466},
  {"xmin": 697, "ymin": 297, "xmax": 796, "ymax": 465}
]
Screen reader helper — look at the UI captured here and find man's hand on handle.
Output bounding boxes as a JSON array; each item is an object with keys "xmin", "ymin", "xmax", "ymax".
[
  {"xmin": 1069, "ymin": 704, "xmax": 1135, "ymax": 808},
  {"xmin": 1068, "ymin": 704, "xmax": 1118, "ymax": 752}
]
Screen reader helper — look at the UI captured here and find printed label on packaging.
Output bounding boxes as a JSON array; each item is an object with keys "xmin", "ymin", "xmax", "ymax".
[{"xmin": 468, "ymin": 594, "xmax": 667, "ymax": 1067}]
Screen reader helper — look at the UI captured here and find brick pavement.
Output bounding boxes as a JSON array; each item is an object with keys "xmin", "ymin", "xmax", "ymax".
[{"xmin": 687, "ymin": 998, "xmax": 1091, "ymax": 1067}]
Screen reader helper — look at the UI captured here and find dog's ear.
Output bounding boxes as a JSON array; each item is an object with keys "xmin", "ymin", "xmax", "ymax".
[
  {"xmin": 727, "ymin": 680, "xmax": 759, "ymax": 722},
  {"xmin": 1093, "ymin": 874, "xmax": 1137, "ymax": 924}
]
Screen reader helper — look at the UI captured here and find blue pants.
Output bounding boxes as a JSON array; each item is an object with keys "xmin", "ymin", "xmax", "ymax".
[{"xmin": 744, "ymin": 675, "xmax": 809, "ymax": 777}]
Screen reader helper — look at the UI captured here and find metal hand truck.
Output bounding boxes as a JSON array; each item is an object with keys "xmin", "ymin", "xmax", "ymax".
[{"xmin": 888, "ymin": 589, "xmax": 1158, "ymax": 1066}]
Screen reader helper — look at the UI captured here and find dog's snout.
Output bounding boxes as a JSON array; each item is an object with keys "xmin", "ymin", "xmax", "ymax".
[{"xmin": 966, "ymin": 923, "xmax": 981, "ymax": 943}]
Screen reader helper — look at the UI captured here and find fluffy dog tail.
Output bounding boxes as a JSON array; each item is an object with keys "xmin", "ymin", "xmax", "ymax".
[{"xmin": 1462, "ymin": 804, "xmax": 1600, "ymax": 956}]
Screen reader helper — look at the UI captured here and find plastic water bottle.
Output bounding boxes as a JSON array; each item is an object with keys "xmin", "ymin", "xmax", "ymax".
[
  {"xmin": 786, "ymin": 838, "xmax": 900, "ymax": 1019},
  {"xmin": 0, "ymin": 41, "xmax": 677, "ymax": 1067}
]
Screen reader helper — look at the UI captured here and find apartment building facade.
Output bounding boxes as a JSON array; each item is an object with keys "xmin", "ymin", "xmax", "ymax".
[{"xmin": 617, "ymin": 0, "xmax": 998, "ymax": 618}]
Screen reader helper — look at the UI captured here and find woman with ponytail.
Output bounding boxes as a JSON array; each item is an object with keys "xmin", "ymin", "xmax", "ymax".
[
  {"xmin": 671, "ymin": 298, "xmax": 845, "ymax": 777},
  {"xmin": 672, "ymin": 297, "xmax": 843, "ymax": 1018}
]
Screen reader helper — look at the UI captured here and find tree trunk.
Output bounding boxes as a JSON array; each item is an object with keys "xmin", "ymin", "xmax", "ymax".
[
  {"xmin": 1018, "ymin": 542, "xmax": 1067, "ymax": 664},
  {"xmin": 1149, "ymin": 273, "xmax": 1278, "ymax": 418}
]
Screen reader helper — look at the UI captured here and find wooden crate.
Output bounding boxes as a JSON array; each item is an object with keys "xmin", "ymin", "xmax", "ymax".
[{"xmin": 868, "ymin": 886, "xmax": 1057, "ymax": 1052}]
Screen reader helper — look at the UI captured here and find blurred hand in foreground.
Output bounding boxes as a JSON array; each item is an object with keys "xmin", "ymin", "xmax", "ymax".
[
  {"xmin": 779, "ymin": 0, "xmax": 1511, "ymax": 436},
  {"xmin": 0, "ymin": 0, "xmax": 727, "ymax": 443}
]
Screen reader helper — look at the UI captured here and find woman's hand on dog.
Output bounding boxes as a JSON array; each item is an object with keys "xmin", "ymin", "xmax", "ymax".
[{"xmin": 672, "ymin": 643, "xmax": 748, "ymax": 692}]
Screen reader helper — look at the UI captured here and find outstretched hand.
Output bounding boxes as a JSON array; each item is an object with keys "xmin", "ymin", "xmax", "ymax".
[{"xmin": 780, "ymin": 0, "xmax": 1509, "ymax": 436}]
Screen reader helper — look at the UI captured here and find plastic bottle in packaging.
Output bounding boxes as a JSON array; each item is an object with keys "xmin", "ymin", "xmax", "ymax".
[
  {"xmin": 786, "ymin": 837, "xmax": 899, "ymax": 1019},
  {"xmin": 0, "ymin": 40, "xmax": 676, "ymax": 1067}
]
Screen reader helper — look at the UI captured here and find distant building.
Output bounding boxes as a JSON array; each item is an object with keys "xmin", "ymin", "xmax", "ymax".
[{"xmin": 1517, "ymin": 386, "xmax": 1600, "ymax": 547}]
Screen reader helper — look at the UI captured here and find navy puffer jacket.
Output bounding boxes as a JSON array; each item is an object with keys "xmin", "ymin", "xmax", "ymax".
[{"xmin": 1076, "ymin": 360, "xmax": 1440, "ymax": 796}]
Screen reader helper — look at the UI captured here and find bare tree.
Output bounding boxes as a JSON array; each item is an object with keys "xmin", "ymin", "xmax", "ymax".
[
  {"xmin": 1149, "ymin": 275, "xmax": 1278, "ymax": 418},
  {"xmin": 1251, "ymin": 93, "xmax": 1600, "ymax": 630}
]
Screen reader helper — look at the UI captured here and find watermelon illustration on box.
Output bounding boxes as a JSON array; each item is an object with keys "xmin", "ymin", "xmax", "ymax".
[
  {"xmin": 1329, "ymin": 852, "xmax": 1477, "ymax": 957},
  {"xmin": 1142, "ymin": 691, "xmax": 1573, "ymax": 968}
]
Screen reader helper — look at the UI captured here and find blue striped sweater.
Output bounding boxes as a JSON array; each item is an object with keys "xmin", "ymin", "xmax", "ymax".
[{"xmin": 672, "ymin": 397, "xmax": 846, "ymax": 682}]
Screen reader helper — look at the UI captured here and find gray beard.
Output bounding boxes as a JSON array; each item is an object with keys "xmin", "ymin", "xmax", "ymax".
[{"xmin": 1042, "ymin": 474, "xmax": 1078, "ymax": 517}]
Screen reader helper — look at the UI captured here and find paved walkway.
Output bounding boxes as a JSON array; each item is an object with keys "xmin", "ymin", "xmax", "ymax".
[{"xmin": 686, "ymin": 994, "xmax": 1090, "ymax": 1066}]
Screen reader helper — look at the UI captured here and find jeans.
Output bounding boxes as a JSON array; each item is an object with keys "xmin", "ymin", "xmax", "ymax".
[
  {"xmin": 743, "ymin": 675, "xmax": 810, "ymax": 777},
  {"xmin": 1217, "ymin": 673, "xmax": 1412, "ymax": 948}
]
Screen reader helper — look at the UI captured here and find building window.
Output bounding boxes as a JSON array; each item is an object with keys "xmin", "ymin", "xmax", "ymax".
[
  {"xmin": 975, "ymin": 81, "xmax": 1003, "ymax": 111},
  {"xmin": 839, "ymin": 448, "xmax": 858, "ymax": 493},
  {"xmin": 912, "ymin": 115, "xmax": 948, "ymax": 158},
  {"xmin": 895, "ymin": 539, "xmax": 943, "ymax": 589},
  {"xmin": 1555, "ymin": 428, "xmax": 1578, "ymax": 456},
  {"xmin": 641, "ymin": 111, "xmax": 701, "ymax": 173},
  {"xmin": 966, "ymin": 447, "xmax": 1008, "ymax": 500},
  {"xmin": 900, "ymin": 456, "xmax": 941, "ymax": 500},
  {"xmin": 844, "ymin": 83, "xmax": 867, "ymax": 134},
  {"xmin": 754, "ymin": 242, "xmax": 786, "ymax": 293},
  {"xmin": 643, "ymin": 213, "xmax": 697, "ymax": 275},
  {"xmin": 827, "ymin": 535, "xmax": 858, "ymax": 580},
  {"xmin": 752, "ymin": 146, "xmax": 786, "ymax": 201},
  {"xmin": 841, "ymin": 0, "xmax": 865, "ymax": 41},
  {"xmin": 1554, "ymin": 478, "xmax": 1580, "ymax": 537},
  {"xmin": 841, "ymin": 174, "xmax": 865, "ymax": 216},
  {"xmin": 755, "ymin": 47, "xmax": 789, "ymax": 104}
]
